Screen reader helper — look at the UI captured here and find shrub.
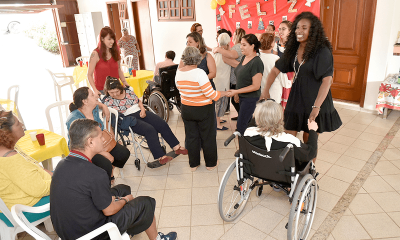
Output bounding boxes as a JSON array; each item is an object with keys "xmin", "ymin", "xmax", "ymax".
[{"xmin": 24, "ymin": 24, "xmax": 59, "ymax": 54}]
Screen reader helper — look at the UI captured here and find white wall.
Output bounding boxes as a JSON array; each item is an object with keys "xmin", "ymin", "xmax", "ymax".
[
  {"xmin": 148, "ymin": 0, "xmax": 217, "ymax": 65},
  {"xmin": 76, "ymin": 0, "xmax": 109, "ymax": 28},
  {"xmin": 364, "ymin": 0, "xmax": 400, "ymax": 110}
]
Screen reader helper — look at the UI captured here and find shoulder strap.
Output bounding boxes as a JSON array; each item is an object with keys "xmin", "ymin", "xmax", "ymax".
[{"xmin": 3, "ymin": 150, "xmax": 15, "ymax": 157}]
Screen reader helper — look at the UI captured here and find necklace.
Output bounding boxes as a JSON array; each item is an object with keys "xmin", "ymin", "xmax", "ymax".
[{"xmin": 293, "ymin": 54, "xmax": 305, "ymax": 83}]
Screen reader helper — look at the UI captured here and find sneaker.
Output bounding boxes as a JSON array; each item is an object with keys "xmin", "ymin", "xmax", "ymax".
[{"xmin": 157, "ymin": 231, "xmax": 177, "ymax": 240}]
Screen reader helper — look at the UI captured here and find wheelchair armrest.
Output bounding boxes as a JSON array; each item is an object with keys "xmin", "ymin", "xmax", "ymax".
[
  {"xmin": 224, "ymin": 131, "xmax": 241, "ymax": 146},
  {"xmin": 146, "ymin": 80, "xmax": 159, "ymax": 89},
  {"xmin": 279, "ymin": 144, "xmax": 293, "ymax": 162}
]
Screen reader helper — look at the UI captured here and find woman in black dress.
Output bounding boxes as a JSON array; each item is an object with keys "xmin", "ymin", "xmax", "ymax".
[{"xmin": 260, "ymin": 12, "xmax": 342, "ymax": 162}]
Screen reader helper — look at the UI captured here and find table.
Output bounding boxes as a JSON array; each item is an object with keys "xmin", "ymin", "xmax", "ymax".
[
  {"xmin": 72, "ymin": 65, "xmax": 89, "ymax": 87},
  {"xmin": 125, "ymin": 70, "xmax": 154, "ymax": 98},
  {"xmin": 16, "ymin": 129, "xmax": 70, "ymax": 170},
  {"xmin": 376, "ymin": 74, "xmax": 400, "ymax": 119}
]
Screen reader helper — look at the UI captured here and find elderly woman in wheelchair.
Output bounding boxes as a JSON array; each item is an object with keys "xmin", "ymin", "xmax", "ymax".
[
  {"xmin": 218, "ymin": 100, "xmax": 318, "ymax": 240},
  {"xmin": 102, "ymin": 77, "xmax": 188, "ymax": 166}
]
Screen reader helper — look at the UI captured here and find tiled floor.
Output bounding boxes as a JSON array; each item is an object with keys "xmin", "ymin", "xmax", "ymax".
[{"xmin": 16, "ymin": 104, "xmax": 400, "ymax": 240}]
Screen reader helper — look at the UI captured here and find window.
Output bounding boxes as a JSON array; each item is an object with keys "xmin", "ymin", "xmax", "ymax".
[{"xmin": 157, "ymin": 0, "xmax": 195, "ymax": 21}]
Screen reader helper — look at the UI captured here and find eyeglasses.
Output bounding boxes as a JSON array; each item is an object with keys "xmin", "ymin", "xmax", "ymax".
[{"xmin": 257, "ymin": 98, "xmax": 276, "ymax": 104}]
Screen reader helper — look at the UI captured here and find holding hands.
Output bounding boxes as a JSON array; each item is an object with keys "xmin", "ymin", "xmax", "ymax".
[{"xmin": 307, "ymin": 119, "xmax": 318, "ymax": 131}]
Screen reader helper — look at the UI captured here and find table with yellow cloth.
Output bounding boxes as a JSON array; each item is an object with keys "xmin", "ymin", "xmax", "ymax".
[
  {"xmin": 73, "ymin": 65, "xmax": 89, "ymax": 87},
  {"xmin": 16, "ymin": 129, "xmax": 69, "ymax": 171},
  {"xmin": 125, "ymin": 70, "xmax": 154, "ymax": 98}
]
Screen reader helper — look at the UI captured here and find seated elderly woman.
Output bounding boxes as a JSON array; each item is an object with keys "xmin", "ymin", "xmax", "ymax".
[
  {"xmin": 175, "ymin": 46, "xmax": 228, "ymax": 171},
  {"xmin": 102, "ymin": 77, "xmax": 187, "ymax": 166},
  {"xmin": 244, "ymin": 100, "xmax": 318, "ymax": 163},
  {"xmin": 66, "ymin": 87, "xmax": 130, "ymax": 182},
  {"xmin": 0, "ymin": 111, "xmax": 52, "ymax": 226},
  {"xmin": 213, "ymin": 33, "xmax": 231, "ymax": 131}
]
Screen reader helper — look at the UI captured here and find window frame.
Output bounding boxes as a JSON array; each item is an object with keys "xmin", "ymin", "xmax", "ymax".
[{"xmin": 157, "ymin": 0, "xmax": 196, "ymax": 22}]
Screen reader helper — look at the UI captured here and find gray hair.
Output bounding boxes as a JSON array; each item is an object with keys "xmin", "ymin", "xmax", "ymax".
[
  {"xmin": 181, "ymin": 46, "xmax": 202, "ymax": 66},
  {"xmin": 218, "ymin": 33, "xmax": 230, "ymax": 46},
  {"xmin": 69, "ymin": 119, "xmax": 101, "ymax": 151},
  {"xmin": 254, "ymin": 100, "xmax": 284, "ymax": 137},
  {"xmin": 121, "ymin": 27, "xmax": 129, "ymax": 33}
]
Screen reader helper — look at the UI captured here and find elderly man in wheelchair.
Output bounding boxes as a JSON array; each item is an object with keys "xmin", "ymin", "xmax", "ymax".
[{"xmin": 218, "ymin": 99, "xmax": 318, "ymax": 240}]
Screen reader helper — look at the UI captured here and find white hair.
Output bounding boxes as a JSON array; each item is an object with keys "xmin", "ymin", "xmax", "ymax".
[
  {"xmin": 121, "ymin": 27, "xmax": 129, "ymax": 33},
  {"xmin": 218, "ymin": 33, "xmax": 230, "ymax": 46}
]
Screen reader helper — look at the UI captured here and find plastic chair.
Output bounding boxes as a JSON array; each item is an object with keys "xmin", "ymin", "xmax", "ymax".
[
  {"xmin": 11, "ymin": 204, "xmax": 128, "ymax": 240},
  {"xmin": 45, "ymin": 100, "xmax": 72, "ymax": 140},
  {"xmin": 0, "ymin": 85, "xmax": 25, "ymax": 128},
  {"xmin": 120, "ymin": 63, "xmax": 129, "ymax": 74},
  {"xmin": 46, "ymin": 69, "xmax": 74, "ymax": 101},
  {"xmin": 1, "ymin": 197, "xmax": 52, "ymax": 240},
  {"xmin": 76, "ymin": 56, "xmax": 90, "ymax": 65},
  {"xmin": 123, "ymin": 55, "xmax": 133, "ymax": 67}
]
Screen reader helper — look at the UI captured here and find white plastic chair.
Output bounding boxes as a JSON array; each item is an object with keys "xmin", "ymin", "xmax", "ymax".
[
  {"xmin": 123, "ymin": 55, "xmax": 133, "ymax": 67},
  {"xmin": 45, "ymin": 100, "xmax": 72, "ymax": 140},
  {"xmin": 1, "ymin": 198, "xmax": 52, "ymax": 240},
  {"xmin": 11, "ymin": 204, "xmax": 129, "ymax": 240},
  {"xmin": 76, "ymin": 56, "xmax": 90, "ymax": 65},
  {"xmin": 120, "ymin": 63, "xmax": 129, "ymax": 74},
  {"xmin": 46, "ymin": 69, "xmax": 74, "ymax": 101},
  {"xmin": 0, "ymin": 85, "xmax": 25, "ymax": 128}
]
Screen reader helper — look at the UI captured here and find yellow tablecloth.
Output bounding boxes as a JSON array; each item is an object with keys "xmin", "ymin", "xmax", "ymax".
[
  {"xmin": 16, "ymin": 129, "xmax": 69, "ymax": 163},
  {"xmin": 73, "ymin": 66, "xmax": 89, "ymax": 87},
  {"xmin": 125, "ymin": 70, "xmax": 154, "ymax": 98}
]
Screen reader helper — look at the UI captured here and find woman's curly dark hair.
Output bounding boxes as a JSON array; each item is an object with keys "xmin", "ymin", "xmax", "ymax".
[
  {"xmin": 283, "ymin": 12, "xmax": 332, "ymax": 66},
  {"xmin": 0, "ymin": 111, "xmax": 16, "ymax": 149}
]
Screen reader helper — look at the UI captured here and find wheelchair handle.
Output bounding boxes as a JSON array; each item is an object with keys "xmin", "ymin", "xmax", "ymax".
[
  {"xmin": 224, "ymin": 131, "xmax": 241, "ymax": 146},
  {"xmin": 279, "ymin": 144, "xmax": 293, "ymax": 162}
]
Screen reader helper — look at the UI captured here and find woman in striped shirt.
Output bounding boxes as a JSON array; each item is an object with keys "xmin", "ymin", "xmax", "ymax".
[{"xmin": 175, "ymin": 46, "xmax": 228, "ymax": 172}]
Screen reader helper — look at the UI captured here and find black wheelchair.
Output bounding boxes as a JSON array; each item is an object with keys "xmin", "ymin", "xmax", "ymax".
[
  {"xmin": 218, "ymin": 132, "xmax": 319, "ymax": 240},
  {"xmin": 142, "ymin": 65, "xmax": 181, "ymax": 123}
]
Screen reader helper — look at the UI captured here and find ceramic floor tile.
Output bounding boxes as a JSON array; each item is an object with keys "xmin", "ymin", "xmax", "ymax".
[
  {"xmin": 388, "ymin": 212, "xmax": 400, "ymax": 228},
  {"xmin": 325, "ymin": 165, "xmax": 359, "ymax": 183},
  {"xmin": 143, "ymin": 163, "xmax": 170, "ymax": 176},
  {"xmin": 168, "ymin": 161, "xmax": 191, "ymax": 175},
  {"xmin": 138, "ymin": 175, "xmax": 167, "ymax": 191},
  {"xmin": 135, "ymin": 190, "xmax": 165, "ymax": 208},
  {"xmin": 370, "ymin": 192, "xmax": 400, "ymax": 212},
  {"xmin": 217, "ymin": 148, "xmax": 237, "ymax": 160},
  {"xmin": 381, "ymin": 174, "xmax": 400, "ymax": 191},
  {"xmin": 349, "ymin": 116, "xmax": 375, "ymax": 126},
  {"xmin": 344, "ymin": 122, "xmax": 368, "ymax": 132},
  {"xmin": 383, "ymin": 148, "xmax": 400, "ymax": 160},
  {"xmin": 156, "ymin": 227, "xmax": 191, "ymax": 240},
  {"xmin": 318, "ymin": 175, "xmax": 350, "ymax": 196},
  {"xmin": 191, "ymin": 186, "xmax": 219, "ymax": 205},
  {"xmin": 158, "ymin": 205, "xmax": 191, "ymax": 228},
  {"xmin": 339, "ymin": 108, "xmax": 360, "ymax": 117},
  {"xmin": 352, "ymin": 139, "xmax": 380, "ymax": 152},
  {"xmin": 391, "ymin": 160, "xmax": 400, "ymax": 170},
  {"xmin": 165, "ymin": 173, "xmax": 192, "ymax": 189},
  {"xmin": 162, "ymin": 188, "xmax": 191, "ymax": 207},
  {"xmin": 220, "ymin": 221, "xmax": 268, "ymax": 240},
  {"xmin": 356, "ymin": 213, "xmax": 400, "ymax": 239},
  {"xmin": 314, "ymin": 160, "xmax": 333, "ymax": 175},
  {"xmin": 358, "ymin": 132, "xmax": 386, "ymax": 144},
  {"xmin": 320, "ymin": 141, "xmax": 350, "ymax": 154},
  {"xmin": 331, "ymin": 215, "xmax": 371, "ymax": 240},
  {"xmin": 373, "ymin": 161, "xmax": 400, "ymax": 175},
  {"xmin": 218, "ymin": 159, "xmax": 236, "ymax": 172},
  {"xmin": 241, "ymin": 205, "xmax": 285, "ymax": 234},
  {"xmin": 268, "ymin": 216, "xmax": 289, "ymax": 240},
  {"xmin": 319, "ymin": 132, "xmax": 335, "ymax": 143},
  {"xmin": 391, "ymin": 137, "xmax": 400, "ymax": 148},
  {"xmin": 311, "ymin": 208, "xmax": 329, "ymax": 231},
  {"xmin": 364, "ymin": 125, "xmax": 391, "ymax": 137},
  {"xmin": 119, "ymin": 164, "xmax": 145, "ymax": 177},
  {"xmin": 362, "ymin": 175, "xmax": 396, "ymax": 193},
  {"xmin": 316, "ymin": 149, "xmax": 342, "ymax": 164},
  {"xmin": 349, "ymin": 193, "xmax": 384, "ymax": 215},
  {"xmin": 343, "ymin": 147, "xmax": 373, "ymax": 161},
  {"xmin": 191, "ymin": 225, "xmax": 225, "ymax": 240},
  {"xmin": 335, "ymin": 155, "xmax": 367, "ymax": 171},
  {"xmin": 114, "ymin": 176, "xmax": 142, "ymax": 192},
  {"xmin": 329, "ymin": 134, "xmax": 357, "ymax": 146},
  {"xmin": 316, "ymin": 190, "xmax": 341, "ymax": 212},
  {"xmin": 259, "ymin": 190, "xmax": 291, "ymax": 216},
  {"xmin": 192, "ymin": 172, "xmax": 219, "ymax": 188},
  {"xmin": 191, "ymin": 204, "xmax": 223, "ymax": 226},
  {"xmin": 336, "ymin": 127, "xmax": 363, "ymax": 138}
]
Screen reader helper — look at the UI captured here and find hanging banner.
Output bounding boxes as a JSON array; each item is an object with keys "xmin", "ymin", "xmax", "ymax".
[{"xmin": 216, "ymin": 0, "xmax": 320, "ymax": 36}]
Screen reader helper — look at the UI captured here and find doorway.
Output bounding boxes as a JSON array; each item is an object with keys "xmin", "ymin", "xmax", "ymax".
[
  {"xmin": 320, "ymin": 0, "xmax": 377, "ymax": 107},
  {"xmin": 131, "ymin": 0, "xmax": 155, "ymax": 70},
  {"xmin": 107, "ymin": 2, "xmax": 122, "ymax": 40}
]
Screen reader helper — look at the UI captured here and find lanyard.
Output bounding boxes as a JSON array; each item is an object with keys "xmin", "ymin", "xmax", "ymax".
[{"xmin": 69, "ymin": 150, "xmax": 92, "ymax": 163}]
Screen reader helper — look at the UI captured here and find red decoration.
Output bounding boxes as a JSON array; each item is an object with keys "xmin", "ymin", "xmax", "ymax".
[{"xmin": 216, "ymin": 0, "xmax": 320, "ymax": 43}]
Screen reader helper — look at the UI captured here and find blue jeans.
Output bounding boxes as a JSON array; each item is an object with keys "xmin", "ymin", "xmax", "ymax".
[{"xmin": 237, "ymin": 97, "xmax": 258, "ymax": 134}]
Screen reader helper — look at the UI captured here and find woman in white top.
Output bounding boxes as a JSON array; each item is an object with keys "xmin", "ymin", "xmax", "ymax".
[
  {"xmin": 213, "ymin": 33, "xmax": 231, "ymax": 130},
  {"xmin": 273, "ymin": 21, "xmax": 292, "ymax": 57},
  {"xmin": 259, "ymin": 33, "xmax": 291, "ymax": 103}
]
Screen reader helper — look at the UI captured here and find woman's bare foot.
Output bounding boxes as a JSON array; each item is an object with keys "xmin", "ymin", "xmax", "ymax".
[
  {"xmin": 206, "ymin": 160, "xmax": 219, "ymax": 171},
  {"xmin": 191, "ymin": 165, "xmax": 199, "ymax": 172}
]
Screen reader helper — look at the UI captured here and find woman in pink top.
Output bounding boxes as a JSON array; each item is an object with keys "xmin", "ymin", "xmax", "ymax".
[{"xmin": 87, "ymin": 27, "xmax": 130, "ymax": 97}]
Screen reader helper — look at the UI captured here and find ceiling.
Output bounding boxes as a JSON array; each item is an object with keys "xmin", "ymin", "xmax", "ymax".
[{"xmin": 0, "ymin": 0, "xmax": 63, "ymax": 14}]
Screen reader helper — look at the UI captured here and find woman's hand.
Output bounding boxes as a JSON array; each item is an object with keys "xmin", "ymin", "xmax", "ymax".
[
  {"xmin": 227, "ymin": 89, "xmax": 238, "ymax": 98},
  {"xmin": 234, "ymin": 94, "xmax": 239, "ymax": 103},
  {"xmin": 259, "ymin": 92, "xmax": 270, "ymax": 100},
  {"xmin": 102, "ymin": 106, "xmax": 110, "ymax": 123},
  {"xmin": 309, "ymin": 107, "xmax": 320, "ymax": 122},
  {"xmin": 140, "ymin": 109, "xmax": 146, "ymax": 118},
  {"xmin": 307, "ymin": 119, "xmax": 318, "ymax": 131},
  {"xmin": 94, "ymin": 89, "xmax": 101, "ymax": 98}
]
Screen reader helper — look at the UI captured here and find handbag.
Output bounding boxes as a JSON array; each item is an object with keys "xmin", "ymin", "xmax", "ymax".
[{"xmin": 102, "ymin": 129, "xmax": 117, "ymax": 152}]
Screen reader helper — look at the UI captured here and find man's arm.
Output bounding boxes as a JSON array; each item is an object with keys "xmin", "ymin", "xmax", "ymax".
[{"xmin": 102, "ymin": 195, "xmax": 134, "ymax": 216}]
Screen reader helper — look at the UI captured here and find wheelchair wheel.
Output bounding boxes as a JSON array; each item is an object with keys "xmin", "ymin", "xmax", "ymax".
[
  {"xmin": 218, "ymin": 161, "xmax": 253, "ymax": 222},
  {"xmin": 148, "ymin": 91, "xmax": 169, "ymax": 122},
  {"xmin": 168, "ymin": 102, "xmax": 174, "ymax": 110},
  {"xmin": 255, "ymin": 185, "xmax": 263, "ymax": 197},
  {"xmin": 287, "ymin": 174, "xmax": 318, "ymax": 240}
]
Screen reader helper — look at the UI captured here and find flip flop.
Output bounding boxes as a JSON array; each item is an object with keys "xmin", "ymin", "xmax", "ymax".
[
  {"xmin": 220, "ymin": 120, "xmax": 227, "ymax": 123},
  {"xmin": 217, "ymin": 126, "xmax": 229, "ymax": 131}
]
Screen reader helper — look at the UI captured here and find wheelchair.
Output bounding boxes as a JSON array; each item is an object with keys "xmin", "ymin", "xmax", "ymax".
[
  {"xmin": 218, "ymin": 132, "xmax": 319, "ymax": 240},
  {"xmin": 142, "ymin": 64, "xmax": 181, "ymax": 123}
]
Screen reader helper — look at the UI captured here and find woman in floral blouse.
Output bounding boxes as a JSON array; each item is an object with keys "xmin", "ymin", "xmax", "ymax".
[{"xmin": 119, "ymin": 27, "xmax": 141, "ymax": 70}]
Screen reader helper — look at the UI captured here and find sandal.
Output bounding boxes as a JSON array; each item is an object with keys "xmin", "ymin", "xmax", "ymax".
[
  {"xmin": 175, "ymin": 147, "xmax": 188, "ymax": 155},
  {"xmin": 159, "ymin": 155, "xmax": 173, "ymax": 165},
  {"xmin": 217, "ymin": 126, "xmax": 229, "ymax": 131}
]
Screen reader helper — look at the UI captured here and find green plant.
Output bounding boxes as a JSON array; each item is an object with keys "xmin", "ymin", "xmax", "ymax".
[{"xmin": 24, "ymin": 24, "xmax": 59, "ymax": 54}]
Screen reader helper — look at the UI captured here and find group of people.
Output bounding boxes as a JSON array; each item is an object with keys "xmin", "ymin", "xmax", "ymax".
[{"xmin": 0, "ymin": 11, "xmax": 342, "ymax": 240}]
